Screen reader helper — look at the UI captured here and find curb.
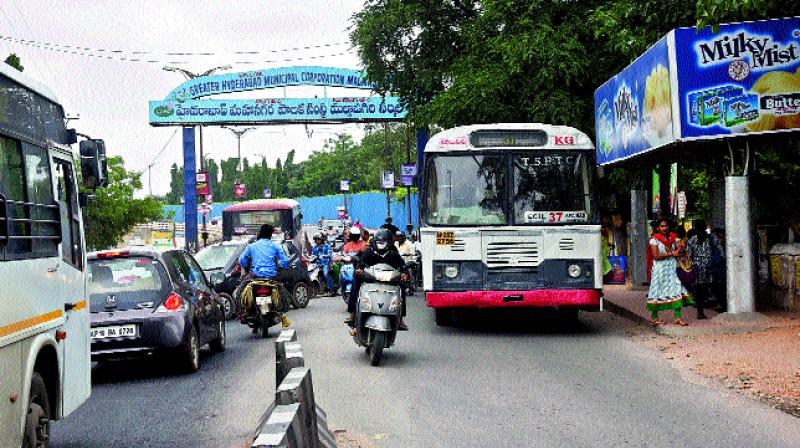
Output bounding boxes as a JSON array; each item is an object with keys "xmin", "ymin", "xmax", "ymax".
[{"xmin": 604, "ymin": 298, "xmax": 655, "ymax": 330}]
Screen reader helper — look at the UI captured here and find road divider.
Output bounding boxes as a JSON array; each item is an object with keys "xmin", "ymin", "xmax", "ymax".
[{"xmin": 253, "ymin": 329, "xmax": 336, "ymax": 448}]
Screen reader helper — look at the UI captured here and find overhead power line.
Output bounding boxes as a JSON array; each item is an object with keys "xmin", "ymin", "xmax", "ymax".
[{"xmin": 0, "ymin": 34, "xmax": 351, "ymax": 61}]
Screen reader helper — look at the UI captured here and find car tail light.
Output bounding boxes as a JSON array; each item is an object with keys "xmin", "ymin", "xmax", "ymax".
[
  {"xmin": 156, "ymin": 292, "xmax": 184, "ymax": 312},
  {"xmin": 300, "ymin": 257, "xmax": 307, "ymax": 268},
  {"xmin": 255, "ymin": 286, "xmax": 270, "ymax": 296},
  {"xmin": 97, "ymin": 250, "xmax": 130, "ymax": 259}
]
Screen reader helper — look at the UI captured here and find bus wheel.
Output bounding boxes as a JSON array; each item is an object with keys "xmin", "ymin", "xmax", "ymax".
[
  {"xmin": 434, "ymin": 309, "xmax": 455, "ymax": 327},
  {"xmin": 23, "ymin": 372, "xmax": 50, "ymax": 448}
]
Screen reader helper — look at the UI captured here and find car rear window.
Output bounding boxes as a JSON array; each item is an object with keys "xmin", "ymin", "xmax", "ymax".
[
  {"xmin": 88, "ymin": 257, "xmax": 169, "ymax": 307},
  {"xmin": 194, "ymin": 244, "xmax": 243, "ymax": 271}
]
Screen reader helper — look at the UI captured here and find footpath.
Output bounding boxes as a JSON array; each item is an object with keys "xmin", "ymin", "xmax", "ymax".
[{"xmin": 604, "ymin": 285, "xmax": 800, "ymax": 417}]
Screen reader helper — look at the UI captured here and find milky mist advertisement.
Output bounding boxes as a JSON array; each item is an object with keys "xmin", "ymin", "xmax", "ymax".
[
  {"xmin": 595, "ymin": 36, "xmax": 675, "ymax": 165},
  {"xmin": 675, "ymin": 17, "xmax": 800, "ymax": 139}
]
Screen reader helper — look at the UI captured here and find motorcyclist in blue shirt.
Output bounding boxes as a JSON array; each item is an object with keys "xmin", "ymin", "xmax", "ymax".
[
  {"xmin": 310, "ymin": 233, "xmax": 335, "ymax": 296},
  {"xmin": 239, "ymin": 224, "xmax": 289, "ymax": 278},
  {"xmin": 238, "ymin": 224, "xmax": 291, "ymax": 327}
]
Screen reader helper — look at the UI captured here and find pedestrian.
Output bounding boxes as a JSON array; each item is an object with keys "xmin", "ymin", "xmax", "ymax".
[
  {"xmin": 686, "ymin": 220, "xmax": 724, "ymax": 319},
  {"xmin": 647, "ymin": 219, "xmax": 693, "ymax": 326}
]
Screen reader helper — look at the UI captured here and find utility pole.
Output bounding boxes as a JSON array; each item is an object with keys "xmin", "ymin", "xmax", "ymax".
[
  {"xmin": 221, "ymin": 126, "xmax": 257, "ymax": 175},
  {"xmin": 405, "ymin": 125, "xmax": 412, "ymax": 234},
  {"xmin": 163, "ymin": 64, "xmax": 231, "ymax": 248},
  {"xmin": 384, "ymin": 123, "xmax": 391, "ymax": 222}
]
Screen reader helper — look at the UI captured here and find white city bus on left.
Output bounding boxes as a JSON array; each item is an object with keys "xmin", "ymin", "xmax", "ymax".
[{"xmin": 0, "ymin": 63, "xmax": 107, "ymax": 447}]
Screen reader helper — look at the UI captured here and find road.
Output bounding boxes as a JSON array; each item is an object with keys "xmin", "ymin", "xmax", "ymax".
[{"xmin": 53, "ymin": 293, "xmax": 800, "ymax": 448}]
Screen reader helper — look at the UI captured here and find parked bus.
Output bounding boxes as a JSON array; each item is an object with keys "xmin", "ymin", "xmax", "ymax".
[
  {"xmin": 0, "ymin": 63, "xmax": 107, "ymax": 446},
  {"xmin": 222, "ymin": 199, "xmax": 309, "ymax": 252},
  {"xmin": 418, "ymin": 124, "xmax": 602, "ymax": 326}
]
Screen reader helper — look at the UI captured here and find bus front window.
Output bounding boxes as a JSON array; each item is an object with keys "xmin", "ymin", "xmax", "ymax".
[
  {"xmin": 425, "ymin": 155, "xmax": 507, "ymax": 225},
  {"xmin": 512, "ymin": 151, "xmax": 594, "ymax": 224}
]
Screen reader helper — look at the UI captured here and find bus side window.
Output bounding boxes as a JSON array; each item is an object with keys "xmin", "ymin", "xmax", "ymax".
[
  {"xmin": 23, "ymin": 144, "xmax": 58, "ymax": 258},
  {"xmin": 54, "ymin": 160, "xmax": 82, "ymax": 269},
  {"xmin": 0, "ymin": 136, "xmax": 31, "ymax": 258}
]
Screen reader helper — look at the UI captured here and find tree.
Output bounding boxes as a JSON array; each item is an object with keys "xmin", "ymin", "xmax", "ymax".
[
  {"xmin": 83, "ymin": 156, "xmax": 164, "ymax": 249},
  {"xmin": 4, "ymin": 53, "xmax": 23, "ymax": 72}
]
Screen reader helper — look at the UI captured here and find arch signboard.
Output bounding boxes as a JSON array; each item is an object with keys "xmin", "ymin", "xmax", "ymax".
[{"xmin": 148, "ymin": 66, "xmax": 413, "ymax": 251}]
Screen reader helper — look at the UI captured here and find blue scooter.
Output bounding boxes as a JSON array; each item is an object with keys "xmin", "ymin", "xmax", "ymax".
[{"xmin": 339, "ymin": 252, "xmax": 358, "ymax": 303}]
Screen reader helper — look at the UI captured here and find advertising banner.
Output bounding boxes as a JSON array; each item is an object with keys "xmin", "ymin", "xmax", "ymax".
[
  {"xmin": 381, "ymin": 171, "xmax": 395, "ymax": 189},
  {"xmin": 339, "ymin": 179, "xmax": 350, "ymax": 191},
  {"xmin": 596, "ymin": 17, "xmax": 800, "ymax": 165},
  {"xmin": 675, "ymin": 17, "xmax": 800, "ymax": 139},
  {"xmin": 150, "ymin": 96, "xmax": 406, "ymax": 125},
  {"xmin": 195, "ymin": 171, "xmax": 210, "ymax": 196},
  {"xmin": 595, "ymin": 35, "xmax": 675, "ymax": 165},
  {"xmin": 235, "ymin": 183, "xmax": 246, "ymax": 199},
  {"xmin": 400, "ymin": 163, "xmax": 417, "ymax": 176},
  {"xmin": 166, "ymin": 66, "xmax": 376, "ymax": 102}
]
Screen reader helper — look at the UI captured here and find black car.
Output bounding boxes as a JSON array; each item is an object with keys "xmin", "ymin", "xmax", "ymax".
[
  {"xmin": 194, "ymin": 239, "xmax": 312, "ymax": 315},
  {"xmin": 88, "ymin": 248, "xmax": 226, "ymax": 373}
]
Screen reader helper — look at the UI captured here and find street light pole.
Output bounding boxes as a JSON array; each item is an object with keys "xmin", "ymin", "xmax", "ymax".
[
  {"xmin": 163, "ymin": 64, "xmax": 232, "ymax": 248},
  {"xmin": 221, "ymin": 126, "xmax": 256, "ymax": 176}
]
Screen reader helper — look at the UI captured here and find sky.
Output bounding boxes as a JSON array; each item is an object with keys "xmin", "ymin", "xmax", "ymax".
[{"xmin": 1, "ymin": 0, "xmax": 368, "ymax": 197}]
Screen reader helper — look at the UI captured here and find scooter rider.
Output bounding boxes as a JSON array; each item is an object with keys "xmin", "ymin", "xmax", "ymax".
[
  {"xmin": 345, "ymin": 228, "xmax": 409, "ymax": 332},
  {"xmin": 238, "ymin": 223, "xmax": 290, "ymax": 327},
  {"xmin": 310, "ymin": 233, "xmax": 335, "ymax": 296},
  {"xmin": 395, "ymin": 231, "xmax": 415, "ymax": 262}
]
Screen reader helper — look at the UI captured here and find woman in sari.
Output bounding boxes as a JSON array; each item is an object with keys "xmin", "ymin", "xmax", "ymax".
[{"xmin": 647, "ymin": 219, "xmax": 692, "ymax": 326}]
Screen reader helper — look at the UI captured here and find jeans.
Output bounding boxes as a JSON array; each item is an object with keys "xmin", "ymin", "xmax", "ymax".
[{"xmin": 321, "ymin": 264, "xmax": 334, "ymax": 292}]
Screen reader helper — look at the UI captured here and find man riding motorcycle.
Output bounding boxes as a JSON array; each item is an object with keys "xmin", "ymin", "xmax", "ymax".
[
  {"xmin": 395, "ymin": 231, "xmax": 415, "ymax": 262},
  {"xmin": 310, "ymin": 233, "xmax": 335, "ymax": 296},
  {"xmin": 237, "ymin": 223, "xmax": 291, "ymax": 328},
  {"xmin": 345, "ymin": 228, "xmax": 409, "ymax": 332}
]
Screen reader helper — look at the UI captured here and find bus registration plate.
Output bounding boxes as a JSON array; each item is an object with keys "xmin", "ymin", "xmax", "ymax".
[
  {"xmin": 91, "ymin": 325, "xmax": 137, "ymax": 340},
  {"xmin": 524, "ymin": 211, "xmax": 587, "ymax": 224},
  {"xmin": 436, "ymin": 231, "xmax": 456, "ymax": 245}
]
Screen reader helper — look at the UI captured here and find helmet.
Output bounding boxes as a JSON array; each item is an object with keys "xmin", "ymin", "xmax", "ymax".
[
  {"xmin": 312, "ymin": 233, "xmax": 323, "ymax": 242},
  {"xmin": 396, "ymin": 231, "xmax": 406, "ymax": 241},
  {"xmin": 373, "ymin": 228, "xmax": 392, "ymax": 253}
]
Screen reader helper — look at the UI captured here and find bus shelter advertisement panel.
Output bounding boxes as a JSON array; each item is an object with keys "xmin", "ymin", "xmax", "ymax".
[
  {"xmin": 675, "ymin": 17, "xmax": 800, "ymax": 138},
  {"xmin": 595, "ymin": 36, "xmax": 675, "ymax": 165}
]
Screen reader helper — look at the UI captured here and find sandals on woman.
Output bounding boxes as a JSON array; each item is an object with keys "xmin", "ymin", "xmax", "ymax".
[
  {"xmin": 649, "ymin": 319, "xmax": 665, "ymax": 326},
  {"xmin": 673, "ymin": 319, "xmax": 689, "ymax": 326}
]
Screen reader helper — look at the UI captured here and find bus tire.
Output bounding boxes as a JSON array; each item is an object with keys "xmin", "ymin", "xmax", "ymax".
[
  {"xmin": 23, "ymin": 372, "xmax": 50, "ymax": 448},
  {"xmin": 434, "ymin": 309, "xmax": 454, "ymax": 327}
]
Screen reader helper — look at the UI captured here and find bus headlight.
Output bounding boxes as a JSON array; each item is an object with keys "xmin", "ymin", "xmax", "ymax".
[
  {"xmin": 445, "ymin": 264, "xmax": 459, "ymax": 279},
  {"xmin": 568, "ymin": 264, "xmax": 582, "ymax": 278}
]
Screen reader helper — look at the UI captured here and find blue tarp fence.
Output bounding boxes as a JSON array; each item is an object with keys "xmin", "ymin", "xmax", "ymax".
[{"xmin": 163, "ymin": 192, "xmax": 419, "ymax": 231}]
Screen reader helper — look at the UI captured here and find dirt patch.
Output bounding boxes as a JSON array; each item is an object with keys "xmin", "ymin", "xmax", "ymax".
[
  {"xmin": 333, "ymin": 429, "xmax": 376, "ymax": 448},
  {"xmin": 639, "ymin": 317, "xmax": 800, "ymax": 417}
]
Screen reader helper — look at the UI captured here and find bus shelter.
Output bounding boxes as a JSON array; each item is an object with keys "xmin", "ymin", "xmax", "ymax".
[
  {"xmin": 595, "ymin": 16, "xmax": 800, "ymax": 315},
  {"xmin": 149, "ymin": 66, "xmax": 427, "ymax": 251}
]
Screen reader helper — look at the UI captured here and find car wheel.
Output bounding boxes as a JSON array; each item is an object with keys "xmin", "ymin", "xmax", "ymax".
[
  {"xmin": 209, "ymin": 319, "xmax": 226, "ymax": 353},
  {"xmin": 292, "ymin": 282, "xmax": 311, "ymax": 309},
  {"xmin": 219, "ymin": 293, "xmax": 235, "ymax": 320},
  {"xmin": 23, "ymin": 372, "xmax": 50, "ymax": 448},
  {"xmin": 181, "ymin": 326, "xmax": 200, "ymax": 373}
]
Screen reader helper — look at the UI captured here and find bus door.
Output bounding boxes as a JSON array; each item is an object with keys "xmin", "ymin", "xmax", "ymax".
[{"xmin": 52, "ymin": 152, "xmax": 90, "ymax": 415}]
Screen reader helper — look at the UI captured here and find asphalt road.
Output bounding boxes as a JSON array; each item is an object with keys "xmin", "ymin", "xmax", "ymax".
[{"xmin": 53, "ymin": 293, "xmax": 800, "ymax": 448}]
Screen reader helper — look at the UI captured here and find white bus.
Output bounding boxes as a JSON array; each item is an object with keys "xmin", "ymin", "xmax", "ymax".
[
  {"xmin": 419, "ymin": 124, "xmax": 602, "ymax": 326},
  {"xmin": 0, "ymin": 63, "xmax": 107, "ymax": 447}
]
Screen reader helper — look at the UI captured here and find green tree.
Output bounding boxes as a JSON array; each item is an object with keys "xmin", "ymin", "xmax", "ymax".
[
  {"xmin": 4, "ymin": 53, "xmax": 23, "ymax": 72},
  {"xmin": 83, "ymin": 156, "xmax": 164, "ymax": 249}
]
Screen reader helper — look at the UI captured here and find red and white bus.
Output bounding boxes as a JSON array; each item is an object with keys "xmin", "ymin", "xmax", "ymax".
[
  {"xmin": 419, "ymin": 124, "xmax": 602, "ymax": 325},
  {"xmin": 222, "ymin": 199, "xmax": 309, "ymax": 253}
]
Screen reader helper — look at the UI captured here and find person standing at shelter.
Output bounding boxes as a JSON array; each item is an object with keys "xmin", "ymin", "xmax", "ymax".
[
  {"xmin": 687, "ymin": 220, "xmax": 724, "ymax": 319},
  {"xmin": 647, "ymin": 219, "xmax": 692, "ymax": 326}
]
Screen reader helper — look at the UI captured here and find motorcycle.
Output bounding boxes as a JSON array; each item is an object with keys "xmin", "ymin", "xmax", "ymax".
[
  {"xmin": 339, "ymin": 252, "xmax": 358, "ymax": 303},
  {"xmin": 305, "ymin": 254, "xmax": 338, "ymax": 297},
  {"xmin": 400, "ymin": 251, "xmax": 420, "ymax": 295},
  {"xmin": 239, "ymin": 278, "xmax": 285, "ymax": 339},
  {"xmin": 353, "ymin": 263, "xmax": 403, "ymax": 366}
]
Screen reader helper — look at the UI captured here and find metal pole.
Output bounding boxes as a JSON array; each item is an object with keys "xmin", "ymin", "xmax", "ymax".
[
  {"xmin": 237, "ymin": 134, "xmax": 242, "ymax": 174},
  {"xmin": 384, "ymin": 123, "xmax": 391, "ymax": 221},
  {"xmin": 199, "ymin": 126, "xmax": 208, "ymax": 247},
  {"xmin": 405, "ymin": 125, "xmax": 412, "ymax": 232}
]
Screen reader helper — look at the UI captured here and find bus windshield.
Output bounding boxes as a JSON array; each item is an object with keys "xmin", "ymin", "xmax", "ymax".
[
  {"xmin": 425, "ymin": 155, "xmax": 507, "ymax": 225},
  {"xmin": 425, "ymin": 151, "xmax": 594, "ymax": 226}
]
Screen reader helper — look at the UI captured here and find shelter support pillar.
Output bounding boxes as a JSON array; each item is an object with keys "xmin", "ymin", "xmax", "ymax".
[
  {"xmin": 630, "ymin": 190, "xmax": 649, "ymax": 287},
  {"xmin": 183, "ymin": 126, "xmax": 198, "ymax": 252},
  {"xmin": 725, "ymin": 176, "xmax": 755, "ymax": 313}
]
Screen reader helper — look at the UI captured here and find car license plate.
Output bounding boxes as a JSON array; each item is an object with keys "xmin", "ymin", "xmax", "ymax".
[{"xmin": 90, "ymin": 324, "xmax": 137, "ymax": 339}]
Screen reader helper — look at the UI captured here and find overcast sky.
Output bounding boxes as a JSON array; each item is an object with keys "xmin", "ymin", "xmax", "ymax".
[{"xmin": 1, "ymin": 0, "xmax": 368, "ymax": 197}]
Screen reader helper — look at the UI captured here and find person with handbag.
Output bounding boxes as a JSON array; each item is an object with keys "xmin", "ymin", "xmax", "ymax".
[
  {"xmin": 647, "ymin": 219, "xmax": 693, "ymax": 326},
  {"xmin": 687, "ymin": 220, "xmax": 724, "ymax": 319}
]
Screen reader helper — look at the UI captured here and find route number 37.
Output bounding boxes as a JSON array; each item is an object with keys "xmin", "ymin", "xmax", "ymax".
[{"xmin": 547, "ymin": 212, "xmax": 564, "ymax": 222}]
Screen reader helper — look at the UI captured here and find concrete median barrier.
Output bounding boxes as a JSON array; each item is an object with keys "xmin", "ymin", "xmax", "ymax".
[{"xmin": 253, "ymin": 330, "xmax": 336, "ymax": 448}]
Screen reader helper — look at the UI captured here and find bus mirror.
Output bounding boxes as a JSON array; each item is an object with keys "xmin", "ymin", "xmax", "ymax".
[
  {"xmin": 66, "ymin": 129, "xmax": 78, "ymax": 145},
  {"xmin": 80, "ymin": 139, "xmax": 109, "ymax": 189},
  {"xmin": 78, "ymin": 192, "xmax": 91, "ymax": 207}
]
